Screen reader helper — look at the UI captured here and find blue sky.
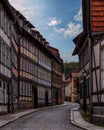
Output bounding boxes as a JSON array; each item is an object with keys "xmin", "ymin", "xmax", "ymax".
[{"xmin": 9, "ymin": 0, "xmax": 82, "ymax": 62}]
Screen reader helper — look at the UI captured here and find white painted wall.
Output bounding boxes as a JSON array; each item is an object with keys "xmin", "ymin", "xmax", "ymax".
[{"xmin": 65, "ymin": 83, "xmax": 71, "ymax": 97}]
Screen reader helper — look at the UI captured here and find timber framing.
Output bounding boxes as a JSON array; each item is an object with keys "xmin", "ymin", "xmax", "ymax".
[{"xmin": 73, "ymin": 0, "xmax": 104, "ymax": 122}]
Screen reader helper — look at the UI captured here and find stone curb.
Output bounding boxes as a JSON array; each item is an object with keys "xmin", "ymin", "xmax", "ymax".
[
  {"xmin": 0, "ymin": 103, "xmax": 67, "ymax": 128},
  {"xmin": 70, "ymin": 107, "xmax": 104, "ymax": 130},
  {"xmin": 70, "ymin": 108, "xmax": 91, "ymax": 130}
]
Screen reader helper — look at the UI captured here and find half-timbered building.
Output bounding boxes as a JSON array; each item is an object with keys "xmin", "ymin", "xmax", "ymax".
[
  {"xmin": 11, "ymin": 9, "xmax": 38, "ymax": 109},
  {"xmin": 0, "ymin": 0, "xmax": 21, "ymax": 113},
  {"xmin": 32, "ymin": 30, "xmax": 52, "ymax": 107},
  {"xmin": 48, "ymin": 46, "xmax": 63, "ymax": 105},
  {"xmin": 73, "ymin": 0, "xmax": 104, "ymax": 122},
  {"xmin": 0, "ymin": 0, "xmax": 64, "ymax": 113}
]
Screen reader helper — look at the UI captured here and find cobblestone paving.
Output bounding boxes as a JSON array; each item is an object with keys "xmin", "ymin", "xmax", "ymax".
[{"xmin": 1, "ymin": 102, "xmax": 82, "ymax": 130}]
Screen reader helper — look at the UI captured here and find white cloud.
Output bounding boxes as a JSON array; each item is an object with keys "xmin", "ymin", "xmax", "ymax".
[
  {"xmin": 54, "ymin": 28, "xmax": 65, "ymax": 33},
  {"xmin": 53, "ymin": 7, "xmax": 82, "ymax": 38},
  {"xmin": 74, "ymin": 7, "xmax": 82, "ymax": 21},
  {"xmin": 9, "ymin": 0, "xmax": 30, "ymax": 10},
  {"xmin": 47, "ymin": 18, "xmax": 61, "ymax": 26},
  {"xmin": 54, "ymin": 22, "xmax": 82, "ymax": 38},
  {"xmin": 64, "ymin": 22, "xmax": 82, "ymax": 37},
  {"xmin": 9, "ymin": 0, "xmax": 38, "ymax": 20},
  {"xmin": 22, "ymin": 7, "xmax": 38, "ymax": 20}
]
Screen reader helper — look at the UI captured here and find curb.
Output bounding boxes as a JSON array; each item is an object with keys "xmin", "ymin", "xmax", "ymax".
[
  {"xmin": 70, "ymin": 107, "xmax": 104, "ymax": 130},
  {"xmin": 0, "ymin": 103, "xmax": 67, "ymax": 128},
  {"xmin": 70, "ymin": 108, "xmax": 89, "ymax": 130}
]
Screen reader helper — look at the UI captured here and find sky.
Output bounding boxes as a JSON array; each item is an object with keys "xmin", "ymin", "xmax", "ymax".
[{"xmin": 9, "ymin": 0, "xmax": 82, "ymax": 63}]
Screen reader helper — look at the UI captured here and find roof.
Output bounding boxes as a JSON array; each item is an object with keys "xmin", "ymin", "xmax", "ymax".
[
  {"xmin": 32, "ymin": 29, "xmax": 40, "ymax": 35},
  {"xmin": 82, "ymin": 0, "xmax": 104, "ymax": 34},
  {"xmin": 72, "ymin": 31, "xmax": 86, "ymax": 55},
  {"xmin": 90, "ymin": 0, "xmax": 104, "ymax": 33},
  {"xmin": 48, "ymin": 45, "xmax": 63, "ymax": 63},
  {"xmin": 71, "ymin": 72, "xmax": 79, "ymax": 78},
  {"xmin": 0, "ymin": 0, "xmax": 21, "ymax": 33},
  {"xmin": 48, "ymin": 46, "xmax": 59, "ymax": 57},
  {"xmin": 0, "ymin": 0, "xmax": 15, "ymax": 21},
  {"xmin": 24, "ymin": 19, "xmax": 34, "ymax": 28}
]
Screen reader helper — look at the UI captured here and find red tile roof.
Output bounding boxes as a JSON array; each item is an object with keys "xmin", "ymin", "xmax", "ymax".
[{"xmin": 91, "ymin": 0, "xmax": 104, "ymax": 32}]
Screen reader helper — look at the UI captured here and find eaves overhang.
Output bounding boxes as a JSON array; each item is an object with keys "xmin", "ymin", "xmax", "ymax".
[
  {"xmin": 0, "ymin": 0, "xmax": 15, "ymax": 20},
  {"xmin": 72, "ymin": 31, "xmax": 86, "ymax": 56}
]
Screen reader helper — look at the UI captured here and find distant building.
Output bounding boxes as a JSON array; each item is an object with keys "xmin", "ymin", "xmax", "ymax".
[
  {"xmin": 65, "ymin": 77, "xmax": 71, "ymax": 101},
  {"xmin": 48, "ymin": 46, "xmax": 64, "ymax": 105},
  {"xmin": 71, "ymin": 73, "xmax": 79, "ymax": 102},
  {"xmin": 36, "ymin": 32, "xmax": 52, "ymax": 107},
  {"xmin": 61, "ymin": 73, "xmax": 65, "ymax": 103},
  {"xmin": 65, "ymin": 73, "xmax": 79, "ymax": 102}
]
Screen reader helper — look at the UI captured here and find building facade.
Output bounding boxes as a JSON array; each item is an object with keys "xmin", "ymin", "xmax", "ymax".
[
  {"xmin": 38, "ymin": 48, "xmax": 52, "ymax": 107},
  {"xmin": 0, "ymin": 0, "xmax": 16, "ymax": 113},
  {"xmin": 11, "ymin": 23, "xmax": 19, "ymax": 112},
  {"xmin": 0, "ymin": 0, "xmax": 64, "ymax": 114},
  {"xmin": 65, "ymin": 77, "xmax": 71, "ymax": 101},
  {"xmin": 32, "ymin": 30, "xmax": 52, "ymax": 107},
  {"xmin": 65, "ymin": 73, "xmax": 78, "ymax": 102},
  {"xmin": 73, "ymin": 0, "xmax": 104, "ymax": 122},
  {"xmin": 71, "ymin": 73, "xmax": 79, "ymax": 102},
  {"xmin": 48, "ymin": 46, "xmax": 63, "ymax": 105}
]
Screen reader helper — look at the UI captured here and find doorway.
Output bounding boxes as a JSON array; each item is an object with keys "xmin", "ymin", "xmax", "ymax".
[
  {"xmin": 56, "ymin": 91, "xmax": 58, "ymax": 105},
  {"xmin": 33, "ymin": 87, "xmax": 37, "ymax": 108},
  {"xmin": 45, "ymin": 90, "xmax": 48, "ymax": 106}
]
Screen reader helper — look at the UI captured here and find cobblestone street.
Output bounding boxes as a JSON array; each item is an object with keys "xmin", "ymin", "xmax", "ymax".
[{"xmin": 0, "ymin": 102, "xmax": 82, "ymax": 130}]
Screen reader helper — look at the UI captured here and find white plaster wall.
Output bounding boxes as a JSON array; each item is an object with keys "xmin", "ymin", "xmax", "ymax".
[
  {"xmin": 93, "ymin": 44, "xmax": 100, "ymax": 67},
  {"xmin": 93, "ymin": 69, "xmax": 100, "ymax": 92},
  {"xmin": 65, "ymin": 83, "xmax": 71, "ymax": 97}
]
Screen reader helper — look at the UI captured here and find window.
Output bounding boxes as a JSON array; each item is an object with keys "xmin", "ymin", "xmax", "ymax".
[
  {"xmin": 23, "ymin": 59, "xmax": 26, "ymax": 71},
  {"xmin": 4, "ymin": 13, "xmax": 7, "ymax": 33},
  {"xmin": 8, "ymin": 20, "xmax": 11, "ymax": 38},
  {"xmin": 23, "ymin": 82, "xmax": 25, "ymax": 95},
  {"xmin": 8, "ymin": 46, "xmax": 11, "ymax": 67},
  {"xmin": 26, "ymin": 39, "xmax": 28, "ymax": 49},
  {"xmin": 27, "ymin": 84, "xmax": 29, "ymax": 96},
  {"xmin": 26, "ymin": 83, "xmax": 28, "ymax": 96},
  {"xmin": 28, "ymin": 43, "xmax": 31, "ymax": 51},
  {"xmin": 2, "ymin": 43, "xmax": 5, "ymax": 64},
  {"xmin": 1, "ymin": 9, "xmax": 4, "ymax": 28},
  {"xmin": 30, "ymin": 85, "xmax": 32, "ymax": 96},
  {"xmin": 25, "ymin": 60, "xmax": 28, "ymax": 72},
  {"xmin": 20, "ymin": 81, "xmax": 23, "ymax": 95}
]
